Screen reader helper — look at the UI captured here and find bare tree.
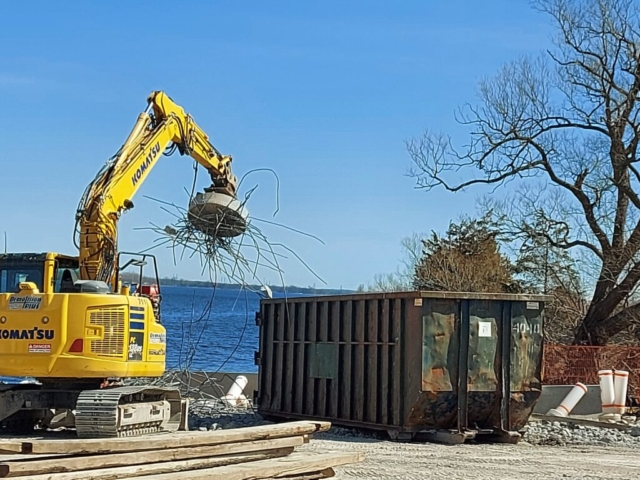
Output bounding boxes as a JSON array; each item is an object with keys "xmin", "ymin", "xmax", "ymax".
[
  {"xmin": 398, "ymin": 233, "xmax": 424, "ymax": 286},
  {"xmin": 408, "ymin": 0, "xmax": 640, "ymax": 344},
  {"xmin": 368, "ymin": 272, "xmax": 407, "ymax": 292},
  {"xmin": 514, "ymin": 225, "xmax": 588, "ymax": 342}
]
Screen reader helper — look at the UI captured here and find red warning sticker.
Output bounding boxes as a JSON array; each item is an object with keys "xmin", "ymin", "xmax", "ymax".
[{"xmin": 28, "ymin": 343, "xmax": 51, "ymax": 353}]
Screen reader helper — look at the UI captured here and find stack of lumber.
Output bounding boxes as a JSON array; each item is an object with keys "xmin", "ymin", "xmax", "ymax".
[{"xmin": 0, "ymin": 421, "xmax": 363, "ymax": 479}]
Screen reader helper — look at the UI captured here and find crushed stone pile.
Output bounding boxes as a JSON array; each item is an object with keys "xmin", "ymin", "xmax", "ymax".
[
  {"xmin": 523, "ymin": 420, "xmax": 640, "ymax": 447},
  {"xmin": 188, "ymin": 398, "xmax": 268, "ymax": 431}
]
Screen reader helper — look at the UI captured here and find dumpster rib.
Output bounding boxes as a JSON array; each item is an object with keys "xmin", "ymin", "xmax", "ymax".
[
  {"xmin": 341, "ymin": 300, "xmax": 353, "ymax": 420},
  {"xmin": 391, "ymin": 298, "xmax": 402, "ymax": 427},
  {"xmin": 294, "ymin": 302, "xmax": 307, "ymax": 415},
  {"xmin": 284, "ymin": 303, "xmax": 295, "ymax": 414},
  {"xmin": 329, "ymin": 301, "xmax": 340, "ymax": 419}
]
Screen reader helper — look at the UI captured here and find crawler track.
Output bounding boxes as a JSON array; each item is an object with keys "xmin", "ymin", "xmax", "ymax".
[{"xmin": 75, "ymin": 386, "xmax": 182, "ymax": 437}]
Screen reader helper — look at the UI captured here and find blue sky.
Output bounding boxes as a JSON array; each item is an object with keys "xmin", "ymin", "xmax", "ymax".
[{"xmin": 0, "ymin": 1, "xmax": 553, "ymax": 289}]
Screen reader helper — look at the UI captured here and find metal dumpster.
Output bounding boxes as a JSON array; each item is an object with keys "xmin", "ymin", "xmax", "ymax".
[{"xmin": 255, "ymin": 291, "xmax": 548, "ymax": 443}]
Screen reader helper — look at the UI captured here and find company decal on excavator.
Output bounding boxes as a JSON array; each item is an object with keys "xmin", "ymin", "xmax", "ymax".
[
  {"xmin": 131, "ymin": 142, "xmax": 161, "ymax": 186},
  {"xmin": 149, "ymin": 348, "xmax": 165, "ymax": 356},
  {"xmin": 0, "ymin": 327, "xmax": 54, "ymax": 340},
  {"xmin": 128, "ymin": 332, "xmax": 144, "ymax": 361},
  {"xmin": 149, "ymin": 333, "xmax": 166, "ymax": 344},
  {"xmin": 8, "ymin": 296, "xmax": 42, "ymax": 310}
]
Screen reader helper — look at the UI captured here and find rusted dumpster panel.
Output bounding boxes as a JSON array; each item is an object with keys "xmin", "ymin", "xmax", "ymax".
[{"xmin": 255, "ymin": 291, "xmax": 548, "ymax": 439}]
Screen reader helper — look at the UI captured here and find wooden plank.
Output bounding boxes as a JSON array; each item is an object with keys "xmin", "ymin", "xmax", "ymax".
[
  {"xmin": 0, "ymin": 437, "xmax": 306, "ymax": 477},
  {"xmin": 125, "ymin": 451, "xmax": 364, "ymax": 480},
  {"xmin": 24, "ymin": 421, "xmax": 331, "ymax": 455},
  {"xmin": 24, "ymin": 449, "xmax": 294, "ymax": 480},
  {"xmin": 265, "ymin": 469, "xmax": 335, "ymax": 479},
  {"xmin": 0, "ymin": 444, "xmax": 25, "ymax": 455}
]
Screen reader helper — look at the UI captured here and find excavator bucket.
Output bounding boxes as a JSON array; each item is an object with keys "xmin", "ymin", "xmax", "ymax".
[{"xmin": 188, "ymin": 191, "xmax": 248, "ymax": 238}]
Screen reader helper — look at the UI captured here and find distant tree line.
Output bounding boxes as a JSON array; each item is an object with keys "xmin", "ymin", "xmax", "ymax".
[{"xmin": 119, "ymin": 272, "xmax": 351, "ymax": 296}]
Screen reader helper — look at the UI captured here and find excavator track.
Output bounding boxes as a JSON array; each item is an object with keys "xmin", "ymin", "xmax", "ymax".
[{"xmin": 75, "ymin": 386, "xmax": 183, "ymax": 438}]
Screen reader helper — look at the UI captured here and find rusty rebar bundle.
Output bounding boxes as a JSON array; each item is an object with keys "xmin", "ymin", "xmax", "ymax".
[{"xmin": 136, "ymin": 168, "xmax": 324, "ymax": 375}]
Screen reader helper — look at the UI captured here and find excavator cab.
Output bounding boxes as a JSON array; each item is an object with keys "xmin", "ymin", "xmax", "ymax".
[{"xmin": 0, "ymin": 253, "xmax": 79, "ymax": 294}]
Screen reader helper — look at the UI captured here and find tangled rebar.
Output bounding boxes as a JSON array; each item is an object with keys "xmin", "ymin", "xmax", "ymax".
[
  {"xmin": 141, "ymin": 168, "xmax": 323, "ymax": 294},
  {"xmin": 127, "ymin": 370, "xmax": 256, "ymax": 415},
  {"xmin": 133, "ymin": 166, "xmax": 324, "ymax": 387}
]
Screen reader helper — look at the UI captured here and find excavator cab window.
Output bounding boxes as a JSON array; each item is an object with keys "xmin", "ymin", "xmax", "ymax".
[
  {"xmin": 51, "ymin": 257, "xmax": 80, "ymax": 293},
  {"xmin": 0, "ymin": 255, "xmax": 45, "ymax": 293},
  {"xmin": 55, "ymin": 267, "xmax": 79, "ymax": 293},
  {"xmin": 0, "ymin": 269, "xmax": 43, "ymax": 293}
]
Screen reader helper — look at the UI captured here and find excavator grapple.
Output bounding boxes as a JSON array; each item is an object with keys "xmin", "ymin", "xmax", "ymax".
[{"xmin": 188, "ymin": 190, "xmax": 248, "ymax": 237}]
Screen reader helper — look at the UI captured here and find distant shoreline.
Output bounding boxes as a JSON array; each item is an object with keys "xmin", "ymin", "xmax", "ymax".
[{"xmin": 120, "ymin": 273, "xmax": 353, "ymax": 296}]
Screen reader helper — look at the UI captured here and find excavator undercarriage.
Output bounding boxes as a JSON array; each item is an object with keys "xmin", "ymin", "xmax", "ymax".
[{"xmin": 0, "ymin": 381, "xmax": 185, "ymax": 437}]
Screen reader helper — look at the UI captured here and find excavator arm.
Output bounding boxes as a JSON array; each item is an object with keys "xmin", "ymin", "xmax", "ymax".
[{"xmin": 76, "ymin": 91, "xmax": 245, "ymax": 285}]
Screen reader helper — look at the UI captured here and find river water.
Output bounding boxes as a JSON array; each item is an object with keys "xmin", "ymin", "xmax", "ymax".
[{"xmin": 161, "ymin": 285, "xmax": 261, "ymax": 372}]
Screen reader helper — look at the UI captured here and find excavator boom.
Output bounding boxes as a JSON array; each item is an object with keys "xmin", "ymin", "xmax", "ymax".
[{"xmin": 76, "ymin": 91, "xmax": 247, "ymax": 286}]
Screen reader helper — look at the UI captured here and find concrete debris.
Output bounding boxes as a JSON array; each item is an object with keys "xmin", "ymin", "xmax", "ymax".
[
  {"xmin": 188, "ymin": 398, "xmax": 269, "ymax": 431},
  {"xmin": 315, "ymin": 426, "xmax": 386, "ymax": 442},
  {"xmin": 524, "ymin": 420, "xmax": 640, "ymax": 447}
]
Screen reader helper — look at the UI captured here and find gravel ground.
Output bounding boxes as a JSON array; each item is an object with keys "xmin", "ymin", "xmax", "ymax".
[
  {"xmin": 189, "ymin": 405, "xmax": 640, "ymax": 479},
  {"xmin": 303, "ymin": 436, "xmax": 640, "ymax": 479}
]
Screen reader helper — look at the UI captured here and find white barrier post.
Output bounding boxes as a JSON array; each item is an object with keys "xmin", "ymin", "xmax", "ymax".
[
  {"xmin": 547, "ymin": 383, "xmax": 588, "ymax": 417},
  {"xmin": 613, "ymin": 370, "xmax": 629, "ymax": 415},
  {"xmin": 599, "ymin": 369, "xmax": 616, "ymax": 414}
]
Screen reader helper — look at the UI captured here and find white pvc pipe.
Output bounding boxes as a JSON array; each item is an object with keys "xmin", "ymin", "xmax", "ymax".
[
  {"xmin": 599, "ymin": 369, "xmax": 615, "ymax": 413},
  {"xmin": 548, "ymin": 382, "xmax": 588, "ymax": 417},
  {"xmin": 613, "ymin": 370, "xmax": 629, "ymax": 415},
  {"xmin": 226, "ymin": 375, "xmax": 248, "ymax": 400}
]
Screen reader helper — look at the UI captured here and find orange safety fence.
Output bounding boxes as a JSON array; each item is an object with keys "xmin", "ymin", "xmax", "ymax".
[{"xmin": 543, "ymin": 344, "xmax": 640, "ymax": 404}]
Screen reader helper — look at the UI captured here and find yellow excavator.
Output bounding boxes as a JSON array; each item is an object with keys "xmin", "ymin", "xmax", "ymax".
[{"xmin": 0, "ymin": 92, "xmax": 248, "ymax": 437}]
